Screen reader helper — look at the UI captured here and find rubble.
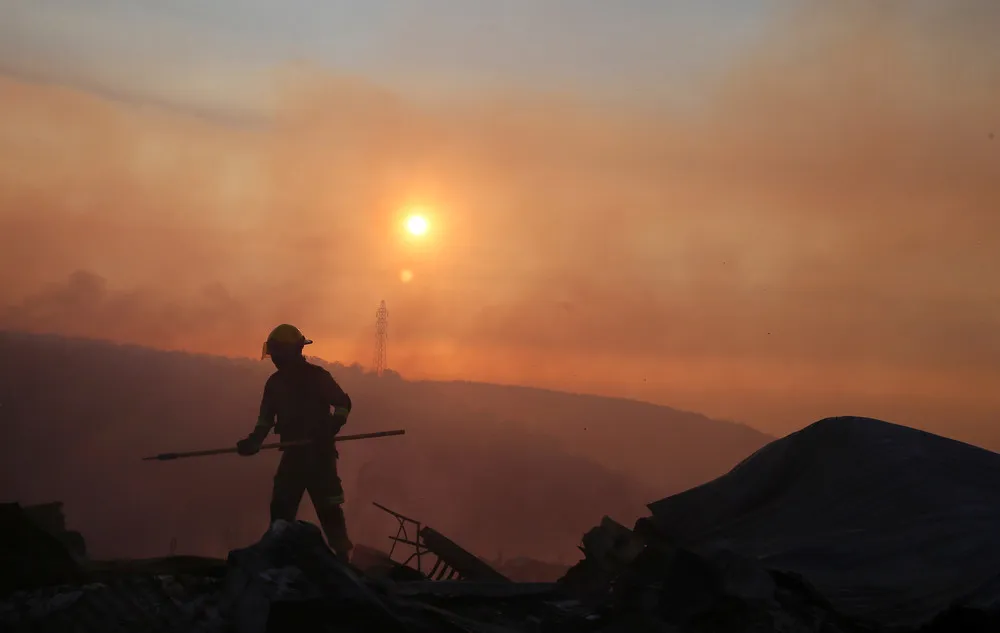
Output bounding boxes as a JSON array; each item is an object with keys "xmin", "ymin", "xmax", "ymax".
[
  {"xmin": 560, "ymin": 517, "xmax": 868, "ymax": 633},
  {"xmin": 603, "ymin": 544, "xmax": 862, "ymax": 633},
  {"xmin": 351, "ymin": 544, "xmax": 422, "ymax": 581},
  {"xmin": 389, "ymin": 581, "xmax": 562, "ymax": 599},
  {"xmin": 22, "ymin": 502, "xmax": 88, "ymax": 560},
  {"xmin": 419, "ymin": 527, "xmax": 510, "ymax": 583},
  {"xmin": 0, "ymin": 503, "xmax": 85, "ymax": 595},
  {"xmin": 642, "ymin": 416, "xmax": 1000, "ymax": 630},
  {"xmin": 375, "ymin": 502, "xmax": 511, "ymax": 582},
  {"xmin": 560, "ymin": 516, "xmax": 645, "ymax": 604},
  {"xmin": 6, "ymin": 416, "xmax": 1000, "ymax": 632},
  {"xmin": 0, "ymin": 505, "xmax": 870, "ymax": 633},
  {"xmin": 218, "ymin": 520, "xmax": 411, "ymax": 633},
  {"xmin": 493, "ymin": 558, "xmax": 571, "ymax": 583},
  {"xmin": 0, "ymin": 573, "xmax": 225, "ymax": 633}
]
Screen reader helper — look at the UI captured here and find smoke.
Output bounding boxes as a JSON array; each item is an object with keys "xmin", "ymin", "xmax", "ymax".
[{"xmin": 1, "ymin": 1, "xmax": 998, "ymax": 435}]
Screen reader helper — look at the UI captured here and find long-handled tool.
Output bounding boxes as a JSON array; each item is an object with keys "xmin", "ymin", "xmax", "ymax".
[{"xmin": 141, "ymin": 429, "xmax": 406, "ymax": 462}]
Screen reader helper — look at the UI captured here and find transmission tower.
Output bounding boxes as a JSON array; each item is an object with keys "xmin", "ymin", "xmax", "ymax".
[{"xmin": 373, "ymin": 300, "xmax": 388, "ymax": 376}]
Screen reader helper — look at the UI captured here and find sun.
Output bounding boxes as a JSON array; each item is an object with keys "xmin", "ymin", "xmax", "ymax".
[{"xmin": 405, "ymin": 214, "xmax": 429, "ymax": 236}]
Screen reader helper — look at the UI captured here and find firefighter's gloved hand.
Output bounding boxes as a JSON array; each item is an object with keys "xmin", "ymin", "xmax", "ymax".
[{"xmin": 236, "ymin": 437, "xmax": 261, "ymax": 456}]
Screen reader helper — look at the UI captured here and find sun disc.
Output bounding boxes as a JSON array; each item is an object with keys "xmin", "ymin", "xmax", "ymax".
[{"xmin": 405, "ymin": 214, "xmax": 429, "ymax": 236}]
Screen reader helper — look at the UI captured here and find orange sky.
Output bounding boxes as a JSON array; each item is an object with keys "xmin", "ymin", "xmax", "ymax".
[{"xmin": 1, "ymin": 3, "xmax": 998, "ymax": 440}]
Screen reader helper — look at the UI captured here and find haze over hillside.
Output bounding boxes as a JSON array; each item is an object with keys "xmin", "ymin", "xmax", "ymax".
[
  {"xmin": 0, "ymin": 330, "xmax": 770, "ymax": 563},
  {"xmin": 1, "ymin": 2, "xmax": 997, "ymax": 444}
]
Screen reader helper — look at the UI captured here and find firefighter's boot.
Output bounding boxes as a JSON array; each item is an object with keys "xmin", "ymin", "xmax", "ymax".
[{"xmin": 316, "ymin": 500, "xmax": 353, "ymax": 560}]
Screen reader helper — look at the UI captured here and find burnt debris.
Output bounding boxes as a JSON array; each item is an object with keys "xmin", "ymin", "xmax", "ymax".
[
  {"xmin": 21, "ymin": 502, "xmax": 88, "ymax": 560},
  {"xmin": 6, "ymin": 417, "xmax": 1000, "ymax": 632},
  {"xmin": 374, "ymin": 501, "xmax": 510, "ymax": 583},
  {"xmin": 0, "ymin": 503, "xmax": 86, "ymax": 596},
  {"xmin": 4, "ymin": 503, "xmax": 987, "ymax": 633}
]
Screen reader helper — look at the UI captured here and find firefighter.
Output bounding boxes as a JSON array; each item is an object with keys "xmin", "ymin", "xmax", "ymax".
[{"xmin": 236, "ymin": 324, "xmax": 354, "ymax": 558}]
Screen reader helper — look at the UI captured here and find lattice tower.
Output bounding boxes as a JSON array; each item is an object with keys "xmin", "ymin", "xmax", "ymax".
[{"xmin": 373, "ymin": 300, "xmax": 388, "ymax": 376}]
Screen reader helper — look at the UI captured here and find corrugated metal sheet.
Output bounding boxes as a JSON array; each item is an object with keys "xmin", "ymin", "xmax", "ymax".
[{"xmin": 647, "ymin": 416, "xmax": 1000, "ymax": 629}]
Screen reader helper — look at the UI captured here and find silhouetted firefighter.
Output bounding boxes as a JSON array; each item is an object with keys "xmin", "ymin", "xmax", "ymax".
[{"xmin": 236, "ymin": 324, "xmax": 355, "ymax": 559}]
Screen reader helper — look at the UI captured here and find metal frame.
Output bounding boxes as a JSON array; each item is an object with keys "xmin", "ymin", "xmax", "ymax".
[{"xmin": 372, "ymin": 501, "xmax": 461, "ymax": 580}]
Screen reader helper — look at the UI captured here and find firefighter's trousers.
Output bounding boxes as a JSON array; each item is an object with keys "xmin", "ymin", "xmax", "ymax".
[{"xmin": 270, "ymin": 446, "xmax": 352, "ymax": 557}]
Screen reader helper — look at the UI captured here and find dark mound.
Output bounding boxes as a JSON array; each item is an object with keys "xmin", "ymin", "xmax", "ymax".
[{"xmin": 647, "ymin": 416, "xmax": 1000, "ymax": 629}]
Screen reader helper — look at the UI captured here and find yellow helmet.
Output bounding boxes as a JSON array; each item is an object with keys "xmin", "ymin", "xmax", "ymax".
[{"xmin": 261, "ymin": 324, "xmax": 313, "ymax": 359}]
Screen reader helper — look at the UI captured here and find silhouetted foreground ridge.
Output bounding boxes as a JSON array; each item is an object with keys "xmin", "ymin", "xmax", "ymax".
[
  {"xmin": 644, "ymin": 416, "xmax": 1000, "ymax": 629},
  {"xmin": 3, "ymin": 417, "xmax": 1000, "ymax": 632}
]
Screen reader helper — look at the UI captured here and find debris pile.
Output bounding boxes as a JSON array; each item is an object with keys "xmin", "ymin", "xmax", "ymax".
[
  {"xmin": 21, "ymin": 502, "xmax": 88, "ymax": 560},
  {"xmin": 560, "ymin": 516, "xmax": 644, "ymax": 603},
  {"xmin": 0, "ymin": 503, "xmax": 85, "ymax": 596},
  {"xmin": 563, "ymin": 516, "xmax": 868, "ymax": 633},
  {"xmin": 5, "ymin": 416, "xmax": 1000, "ymax": 632},
  {"xmin": 640, "ymin": 416, "xmax": 1000, "ymax": 631},
  {"xmin": 374, "ymin": 501, "xmax": 511, "ymax": 583},
  {"xmin": 493, "ymin": 558, "xmax": 570, "ymax": 583},
  {"xmin": 0, "ymin": 570, "xmax": 225, "ymax": 633},
  {"xmin": 218, "ymin": 520, "xmax": 410, "ymax": 633},
  {"xmin": 0, "ymin": 512, "xmax": 863, "ymax": 633}
]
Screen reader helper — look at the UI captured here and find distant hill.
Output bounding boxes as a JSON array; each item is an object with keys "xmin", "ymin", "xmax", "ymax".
[{"xmin": 0, "ymin": 330, "xmax": 771, "ymax": 563}]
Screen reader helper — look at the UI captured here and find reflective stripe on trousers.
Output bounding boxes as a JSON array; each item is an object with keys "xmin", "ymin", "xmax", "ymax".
[{"xmin": 320, "ymin": 493, "xmax": 345, "ymax": 506}]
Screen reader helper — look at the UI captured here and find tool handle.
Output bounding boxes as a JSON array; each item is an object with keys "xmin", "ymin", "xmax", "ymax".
[{"xmin": 142, "ymin": 428, "xmax": 406, "ymax": 461}]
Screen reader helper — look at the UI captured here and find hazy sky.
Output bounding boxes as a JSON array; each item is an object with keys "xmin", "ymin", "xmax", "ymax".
[
  {"xmin": 1, "ymin": 0, "xmax": 783, "ymax": 108},
  {"xmin": 1, "ymin": 0, "xmax": 998, "ymax": 440}
]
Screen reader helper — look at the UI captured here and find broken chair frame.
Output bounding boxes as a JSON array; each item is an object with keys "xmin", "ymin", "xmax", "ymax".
[
  {"xmin": 373, "ymin": 502, "xmax": 510, "ymax": 583},
  {"xmin": 374, "ymin": 501, "xmax": 459, "ymax": 580}
]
